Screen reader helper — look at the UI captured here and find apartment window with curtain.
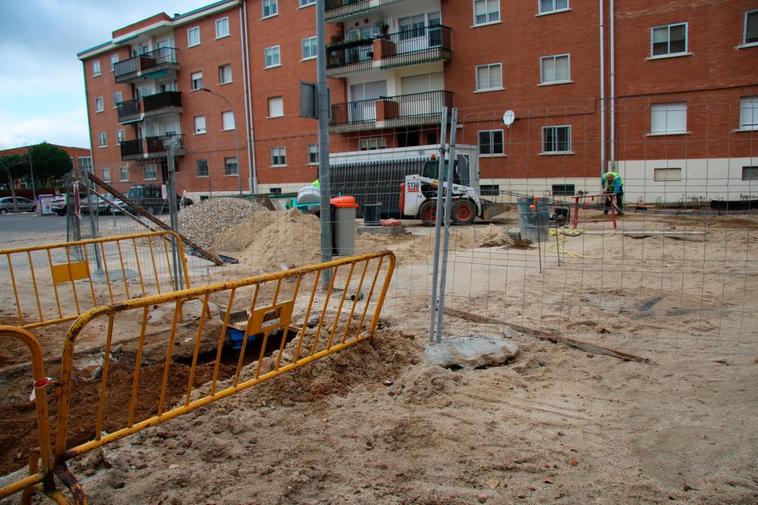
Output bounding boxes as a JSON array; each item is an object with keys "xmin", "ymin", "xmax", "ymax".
[
  {"xmin": 271, "ymin": 147, "xmax": 286, "ymax": 166},
  {"xmin": 98, "ymin": 132, "xmax": 107, "ymax": 147},
  {"xmin": 119, "ymin": 166, "xmax": 129, "ymax": 182},
  {"xmin": 218, "ymin": 64, "xmax": 232, "ymax": 84},
  {"xmin": 194, "ymin": 115, "xmax": 207, "ymax": 134},
  {"xmin": 299, "ymin": 0, "xmax": 315, "ymax": 6},
  {"xmin": 95, "ymin": 96, "xmax": 104, "ymax": 112},
  {"xmin": 475, "ymin": 63, "xmax": 502, "ymax": 91},
  {"xmin": 221, "ymin": 111, "xmax": 235, "ymax": 130},
  {"xmin": 102, "ymin": 168, "xmax": 110, "ymax": 183},
  {"xmin": 473, "ymin": 0, "xmax": 500, "ymax": 26},
  {"xmin": 650, "ymin": 103, "xmax": 687, "ymax": 134},
  {"xmin": 215, "ymin": 17, "xmax": 230, "ymax": 39},
  {"xmin": 539, "ymin": 0, "xmax": 569, "ymax": 15},
  {"xmin": 92, "ymin": 60, "xmax": 101, "ymax": 76},
  {"xmin": 265, "ymin": 46, "xmax": 281, "ymax": 67},
  {"xmin": 739, "ymin": 97, "xmax": 758, "ymax": 130},
  {"xmin": 113, "ymin": 91, "xmax": 123, "ymax": 107},
  {"xmin": 540, "ymin": 54, "xmax": 570, "ymax": 84},
  {"xmin": 224, "ymin": 157, "xmax": 239, "ymax": 176},
  {"xmin": 191, "ymin": 71, "xmax": 204, "ymax": 90},
  {"xmin": 187, "ymin": 26, "xmax": 201, "ymax": 47},
  {"xmin": 651, "ymin": 23, "xmax": 687, "ymax": 57},
  {"xmin": 268, "ymin": 97, "xmax": 284, "ymax": 117},
  {"xmin": 144, "ymin": 164, "xmax": 157, "ymax": 180},
  {"xmin": 263, "ymin": 0, "xmax": 278, "ymax": 18},
  {"xmin": 301, "ymin": 36, "xmax": 318, "ymax": 60},
  {"xmin": 308, "ymin": 144, "xmax": 318, "ymax": 164},
  {"xmin": 117, "ymin": 129, "xmax": 125, "ymax": 143},
  {"xmin": 110, "ymin": 54, "xmax": 119, "ymax": 71}
]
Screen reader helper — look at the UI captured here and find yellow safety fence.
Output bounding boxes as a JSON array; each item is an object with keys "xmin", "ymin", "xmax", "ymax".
[
  {"xmin": 0, "ymin": 251, "xmax": 395, "ymax": 504},
  {"xmin": 1, "ymin": 231, "xmax": 191, "ymax": 330}
]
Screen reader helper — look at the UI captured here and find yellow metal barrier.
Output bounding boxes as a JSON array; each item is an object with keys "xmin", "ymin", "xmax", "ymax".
[
  {"xmin": 0, "ymin": 231, "xmax": 191, "ymax": 330},
  {"xmin": 1, "ymin": 251, "xmax": 394, "ymax": 503}
]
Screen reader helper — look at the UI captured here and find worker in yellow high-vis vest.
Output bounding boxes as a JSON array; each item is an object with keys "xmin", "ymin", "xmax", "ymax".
[{"xmin": 602, "ymin": 171, "xmax": 624, "ymax": 216}]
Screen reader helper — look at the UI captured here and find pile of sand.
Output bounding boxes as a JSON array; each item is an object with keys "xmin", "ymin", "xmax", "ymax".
[
  {"xmin": 237, "ymin": 209, "xmax": 323, "ymax": 270},
  {"xmin": 179, "ymin": 198, "xmax": 268, "ymax": 250}
]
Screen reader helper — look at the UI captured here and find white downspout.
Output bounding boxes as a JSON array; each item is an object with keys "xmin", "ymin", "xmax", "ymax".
[
  {"xmin": 609, "ymin": 0, "xmax": 616, "ymax": 166},
  {"xmin": 240, "ymin": 2, "xmax": 258, "ymax": 193},
  {"xmin": 599, "ymin": 0, "xmax": 606, "ymax": 177}
]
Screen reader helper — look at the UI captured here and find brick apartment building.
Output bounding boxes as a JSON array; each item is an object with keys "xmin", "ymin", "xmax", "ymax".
[{"xmin": 77, "ymin": 0, "xmax": 758, "ymax": 203}]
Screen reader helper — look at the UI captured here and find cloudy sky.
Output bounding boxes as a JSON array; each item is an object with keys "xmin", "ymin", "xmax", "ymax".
[{"xmin": 0, "ymin": 0, "xmax": 212, "ymax": 150}]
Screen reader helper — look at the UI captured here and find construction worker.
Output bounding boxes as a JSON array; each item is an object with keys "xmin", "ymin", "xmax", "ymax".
[{"xmin": 602, "ymin": 171, "xmax": 624, "ymax": 215}]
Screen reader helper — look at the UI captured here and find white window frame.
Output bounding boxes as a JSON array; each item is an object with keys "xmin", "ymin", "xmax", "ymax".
[
  {"xmin": 215, "ymin": 17, "xmax": 230, "ymax": 39},
  {"xmin": 653, "ymin": 168, "xmax": 682, "ymax": 182},
  {"xmin": 191, "ymin": 71, "xmax": 204, "ymax": 91},
  {"xmin": 117, "ymin": 129, "xmax": 125, "ymax": 143},
  {"xmin": 541, "ymin": 125, "xmax": 572, "ymax": 154},
  {"xmin": 119, "ymin": 166, "xmax": 129, "ymax": 182},
  {"xmin": 744, "ymin": 10, "xmax": 758, "ymax": 47},
  {"xmin": 271, "ymin": 147, "xmax": 287, "ymax": 167},
  {"xmin": 224, "ymin": 157, "xmax": 239, "ymax": 176},
  {"xmin": 739, "ymin": 96, "xmax": 758, "ymax": 131},
  {"xmin": 650, "ymin": 22, "xmax": 688, "ymax": 58},
  {"xmin": 95, "ymin": 96, "xmax": 104, "ymax": 113},
  {"xmin": 110, "ymin": 54, "xmax": 119, "ymax": 72},
  {"xmin": 299, "ymin": 0, "xmax": 315, "ymax": 7},
  {"xmin": 475, "ymin": 63, "xmax": 503, "ymax": 92},
  {"xmin": 307, "ymin": 144, "xmax": 319, "ymax": 164},
  {"xmin": 196, "ymin": 159, "xmax": 209, "ymax": 178},
  {"xmin": 473, "ymin": 0, "xmax": 501, "ymax": 27},
  {"xmin": 742, "ymin": 166, "xmax": 758, "ymax": 181},
  {"xmin": 265, "ymin": 45, "xmax": 281, "ymax": 68},
  {"xmin": 194, "ymin": 115, "xmax": 207, "ymax": 135},
  {"xmin": 98, "ymin": 132, "xmax": 107, "ymax": 148},
  {"xmin": 187, "ymin": 26, "xmax": 201, "ymax": 47},
  {"xmin": 301, "ymin": 36, "xmax": 318, "ymax": 60},
  {"xmin": 478, "ymin": 129, "xmax": 505, "ymax": 157},
  {"xmin": 102, "ymin": 168, "xmax": 111, "ymax": 183},
  {"xmin": 268, "ymin": 96, "xmax": 284, "ymax": 118},
  {"xmin": 218, "ymin": 64, "xmax": 232, "ymax": 84},
  {"xmin": 538, "ymin": 0, "xmax": 569, "ymax": 16},
  {"xmin": 221, "ymin": 111, "xmax": 236, "ymax": 131},
  {"xmin": 650, "ymin": 103, "xmax": 688, "ymax": 135},
  {"xmin": 144, "ymin": 164, "xmax": 158, "ymax": 181},
  {"xmin": 540, "ymin": 54, "xmax": 571, "ymax": 85},
  {"xmin": 262, "ymin": 0, "xmax": 278, "ymax": 19},
  {"xmin": 113, "ymin": 91, "xmax": 123, "ymax": 107},
  {"xmin": 92, "ymin": 59, "xmax": 101, "ymax": 76},
  {"xmin": 359, "ymin": 137, "xmax": 387, "ymax": 151}
]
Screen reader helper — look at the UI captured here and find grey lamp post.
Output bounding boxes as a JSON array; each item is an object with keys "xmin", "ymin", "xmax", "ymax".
[{"xmin": 199, "ymin": 88, "xmax": 243, "ymax": 196}]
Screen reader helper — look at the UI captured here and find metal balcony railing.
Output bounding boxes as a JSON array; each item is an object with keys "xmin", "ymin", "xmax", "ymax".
[
  {"xmin": 114, "ymin": 47, "xmax": 179, "ymax": 81},
  {"xmin": 116, "ymin": 92, "xmax": 182, "ymax": 123},
  {"xmin": 327, "ymin": 25, "xmax": 451, "ymax": 75},
  {"xmin": 119, "ymin": 134, "xmax": 184, "ymax": 160},
  {"xmin": 330, "ymin": 90, "xmax": 453, "ymax": 130},
  {"xmin": 325, "ymin": 0, "xmax": 402, "ymax": 21}
]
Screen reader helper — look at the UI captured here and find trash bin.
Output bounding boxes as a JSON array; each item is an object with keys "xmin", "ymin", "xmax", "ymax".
[
  {"xmin": 331, "ymin": 195, "xmax": 359, "ymax": 256},
  {"xmin": 363, "ymin": 202, "xmax": 382, "ymax": 226},
  {"xmin": 517, "ymin": 197, "xmax": 549, "ymax": 243}
]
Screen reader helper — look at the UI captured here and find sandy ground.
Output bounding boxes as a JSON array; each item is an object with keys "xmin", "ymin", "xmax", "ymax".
[{"xmin": 1, "ymin": 209, "xmax": 757, "ymax": 504}]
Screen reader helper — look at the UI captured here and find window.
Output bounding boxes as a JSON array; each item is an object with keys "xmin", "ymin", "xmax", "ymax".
[
  {"xmin": 144, "ymin": 164, "xmax": 158, "ymax": 181},
  {"xmin": 478, "ymin": 130, "xmax": 504, "ymax": 156},
  {"xmin": 742, "ymin": 166, "xmax": 758, "ymax": 180},
  {"xmin": 739, "ymin": 97, "xmax": 758, "ymax": 130},
  {"xmin": 110, "ymin": 54, "xmax": 119, "ymax": 71},
  {"xmin": 301, "ymin": 36, "xmax": 318, "ymax": 60},
  {"xmin": 473, "ymin": 0, "xmax": 500, "ymax": 26},
  {"xmin": 119, "ymin": 166, "xmax": 129, "ymax": 182},
  {"xmin": 271, "ymin": 147, "xmax": 286, "ymax": 166},
  {"xmin": 654, "ymin": 168, "xmax": 682, "ymax": 182},
  {"xmin": 98, "ymin": 132, "xmax": 107, "ymax": 147},
  {"xmin": 359, "ymin": 137, "xmax": 387, "ymax": 150},
  {"xmin": 194, "ymin": 115, "xmax": 207, "ymax": 134},
  {"xmin": 188, "ymin": 26, "xmax": 201, "ymax": 47},
  {"xmin": 268, "ymin": 96, "xmax": 284, "ymax": 117},
  {"xmin": 651, "ymin": 23, "xmax": 687, "ymax": 57},
  {"xmin": 79, "ymin": 157, "xmax": 93, "ymax": 174},
  {"xmin": 745, "ymin": 10, "xmax": 758, "ymax": 45},
  {"xmin": 481, "ymin": 184, "xmax": 500, "ymax": 196},
  {"xmin": 117, "ymin": 129, "xmax": 125, "ymax": 143},
  {"xmin": 542, "ymin": 125, "xmax": 572, "ymax": 153},
  {"xmin": 113, "ymin": 91, "xmax": 123, "ymax": 106},
  {"xmin": 263, "ymin": 0, "xmax": 278, "ymax": 18},
  {"xmin": 92, "ymin": 60, "xmax": 101, "ymax": 76},
  {"xmin": 196, "ymin": 159, "xmax": 209, "ymax": 177},
  {"xmin": 95, "ymin": 96, "xmax": 104, "ymax": 112},
  {"xmin": 475, "ymin": 63, "xmax": 502, "ymax": 91},
  {"xmin": 552, "ymin": 184, "xmax": 575, "ymax": 196},
  {"xmin": 191, "ymin": 71, "xmax": 204, "ymax": 91},
  {"xmin": 102, "ymin": 168, "xmax": 111, "ymax": 183},
  {"xmin": 299, "ymin": 0, "xmax": 315, "ymax": 6},
  {"xmin": 215, "ymin": 17, "xmax": 230, "ymax": 39},
  {"xmin": 399, "ymin": 14, "xmax": 426, "ymax": 40},
  {"xmin": 651, "ymin": 103, "xmax": 687, "ymax": 134},
  {"xmin": 222, "ymin": 111, "xmax": 235, "ymax": 130},
  {"xmin": 265, "ymin": 45, "xmax": 281, "ymax": 67},
  {"xmin": 540, "ymin": 54, "xmax": 570, "ymax": 84},
  {"xmin": 224, "ymin": 157, "xmax": 239, "ymax": 176},
  {"xmin": 539, "ymin": 0, "xmax": 569, "ymax": 15},
  {"xmin": 308, "ymin": 144, "xmax": 319, "ymax": 164},
  {"xmin": 218, "ymin": 64, "xmax": 232, "ymax": 84}
]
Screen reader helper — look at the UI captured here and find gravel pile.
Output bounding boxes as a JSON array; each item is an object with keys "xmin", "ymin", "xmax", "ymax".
[{"xmin": 178, "ymin": 197, "xmax": 268, "ymax": 250}]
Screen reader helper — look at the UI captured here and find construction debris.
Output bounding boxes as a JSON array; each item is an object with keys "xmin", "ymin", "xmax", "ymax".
[{"xmin": 179, "ymin": 198, "xmax": 269, "ymax": 250}]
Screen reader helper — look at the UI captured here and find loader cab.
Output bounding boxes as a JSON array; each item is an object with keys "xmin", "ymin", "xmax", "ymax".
[{"xmin": 422, "ymin": 155, "xmax": 471, "ymax": 187}]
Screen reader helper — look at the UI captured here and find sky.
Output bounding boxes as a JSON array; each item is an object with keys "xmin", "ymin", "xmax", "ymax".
[{"xmin": 0, "ymin": 0, "xmax": 212, "ymax": 150}]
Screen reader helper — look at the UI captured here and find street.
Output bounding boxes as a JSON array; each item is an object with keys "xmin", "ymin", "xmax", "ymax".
[{"xmin": 0, "ymin": 213, "xmax": 67, "ymax": 243}]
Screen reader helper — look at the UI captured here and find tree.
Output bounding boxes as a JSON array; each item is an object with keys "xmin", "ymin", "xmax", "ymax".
[
  {"xmin": 27, "ymin": 142, "xmax": 73, "ymax": 184},
  {"xmin": 0, "ymin": 154, "xmax": 25, "ymax": 211}
]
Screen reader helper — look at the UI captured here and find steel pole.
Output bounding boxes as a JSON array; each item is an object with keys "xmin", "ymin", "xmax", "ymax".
[
  {"xmin": 316, "ymin": 0, "xmax": 333, "ymax": 290},
  {"xmin": 165, "ymin": 139, "xmax": 183, "ymax": 290},
  {"xmin": 28, "ymin": 151, "xmax": 37, "ymax": 201},
  {"xmin": 429, "ymin": 107, "xmax": 449, "ymax": 343}
]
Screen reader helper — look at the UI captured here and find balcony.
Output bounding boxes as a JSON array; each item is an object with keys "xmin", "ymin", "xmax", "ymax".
[
  {"xmin": 113, "ymin": 47, "xmax": 179, "ymax": 83},
  {"xmin": 325, "ymin": 0, "xmax": 402, "ymax": 22},
  {"xmin": 120, "ymin": 134, "xmax": 185, "ymax": 161},
  {"xmin": 327, "ymin": 25, "xmax": 451, "ymax": 76},
  {"xmin": 116, "ymin": 91, "xmax": 182, "ymax": 124},
  {"xmin": 329, "ymin": 90, "xmax": 453, "ymax": 133}
]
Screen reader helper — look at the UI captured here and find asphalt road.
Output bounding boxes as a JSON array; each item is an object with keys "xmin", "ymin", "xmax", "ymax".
[{"xmin": 0, "ymin": 212, "xmax": 67, "ymax": 236}]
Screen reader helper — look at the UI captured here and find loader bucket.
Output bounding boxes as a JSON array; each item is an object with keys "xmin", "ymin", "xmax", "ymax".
[{"xmin": 481, "ymin": 199, "xmax": 511, "ymax": 220}]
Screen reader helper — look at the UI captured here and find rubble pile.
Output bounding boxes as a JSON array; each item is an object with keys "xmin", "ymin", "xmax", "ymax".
[{"xmin": 178, "ymin": 197, "xmax": 268, "ymax": 250}]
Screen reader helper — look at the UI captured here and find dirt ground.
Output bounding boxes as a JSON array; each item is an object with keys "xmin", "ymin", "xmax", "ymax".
[{"xmin": 1, "ymin": 209, "xmax": 757, "ymax": 504}]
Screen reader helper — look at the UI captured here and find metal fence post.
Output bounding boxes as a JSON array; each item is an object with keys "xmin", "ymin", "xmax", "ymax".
[{"xmin": 429, "ymin": 107, "xmax": 449, "ymax": 343}]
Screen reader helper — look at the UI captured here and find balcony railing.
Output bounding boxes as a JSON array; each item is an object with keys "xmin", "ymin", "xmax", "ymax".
[
  {"xmin": 116, "ymin": 92, "xmax": 182, "ymax": 124},
  {"xmin": 114, "ymin": 47, "xmax": 179, "ymax": 82},
  {"xmin": 327, "ymin": 25, "xmax": 451, "ymax": 75},
  {"xmin": 120, "ymin": 134, "xmax": 184, "ymax": 161},
  {"xmin": 325, "ymin": 0, "xmax": 402, "ymax": 22},
  {"xmin": 330, "ymin": 90, "xmax": 453, "ymax": 132}
]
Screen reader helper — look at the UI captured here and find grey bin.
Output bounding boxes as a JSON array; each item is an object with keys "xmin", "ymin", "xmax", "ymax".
[
  {"xmin": 517, "ymin": 197, "xmax": 549, "ymax": 243},
  {"xmin": 331, "ymin": 196, "xmax": 358, "ymax": 256},
  {"xmin": 363, "ymin": 202, "xmax": 382, "ymax": 226}
]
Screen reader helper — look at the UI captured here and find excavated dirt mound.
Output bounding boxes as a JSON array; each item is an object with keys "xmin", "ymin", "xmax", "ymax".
[{"xmin": 179, "ymin": 198, "xmax": 268, "ymax": 250}]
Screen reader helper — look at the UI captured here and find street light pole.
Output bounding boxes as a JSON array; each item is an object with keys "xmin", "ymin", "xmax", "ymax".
[
  {"xmin": 200, "ymin": 88, "xmax": 243, "ymax": 196},
  {"xmin": 27, "ymin": 150, "xmax": 37, "ymax": 201}
]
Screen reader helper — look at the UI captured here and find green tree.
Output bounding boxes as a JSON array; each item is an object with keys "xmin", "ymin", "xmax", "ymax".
[
  {"xmin": 0, "ymin": 154, "xmax": 25, "ymax": 211},
  {"xmin": 27, "ymin": 142, "xmax": 73, "ymax": 184}
]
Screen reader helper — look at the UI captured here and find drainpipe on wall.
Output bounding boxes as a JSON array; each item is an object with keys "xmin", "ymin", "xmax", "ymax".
[
  {"xmin": 609, "ymin": 0, "xmax": 616, "ymax": 168},
  {"xmin": 240, "ymin": 2, "xmax": 258, "ymax": 194},
  {"xmin": 599, "ymin": 0, "xmax": 606, "ymax": 177}
]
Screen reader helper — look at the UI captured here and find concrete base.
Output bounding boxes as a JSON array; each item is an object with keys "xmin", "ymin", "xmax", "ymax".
[
  {"xmin": 358, "ymin": 224, "xmax": 405, "ymax": 235},
  {"xmin": 424, "ymin": 334, "xmax": 519, "ymax": 370}
]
